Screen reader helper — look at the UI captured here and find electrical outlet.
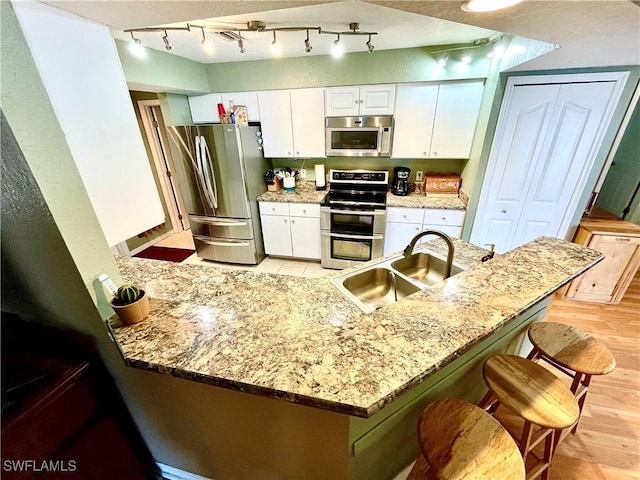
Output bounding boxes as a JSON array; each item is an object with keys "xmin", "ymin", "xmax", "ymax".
[
  {"xmin": 416, "ymin": 171, "xmax": 424, "ymax": 182},
  {"xmin": 300, "ymin": 168, "xmax": 306, "ymax": 178}
]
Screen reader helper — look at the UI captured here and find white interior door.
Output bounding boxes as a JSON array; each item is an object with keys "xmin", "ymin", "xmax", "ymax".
[
  {"xmin": 471, "ymin": 73, "xmax": 627, "ymax": 253},
  {"xmin": 512, "ymin": 82, "xmax": 616, "ymax": 247},
  {"xmin": 471, "ymin": 84, "xmax": 560, "ymax": 253}
]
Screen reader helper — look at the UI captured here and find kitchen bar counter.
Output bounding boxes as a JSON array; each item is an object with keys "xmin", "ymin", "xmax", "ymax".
[
  {"xmin": 110, "ymin": 237, "xmax": 600, "ymax": 418},
  {"xmin": 386, "ymin": 192, "xmax": 466, "ymax": 209}
]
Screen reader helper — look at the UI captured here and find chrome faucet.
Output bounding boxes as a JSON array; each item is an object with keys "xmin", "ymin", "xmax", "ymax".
[{"xmin": 403, "ymin": 230, "xmax": 455, "ymax": 279}]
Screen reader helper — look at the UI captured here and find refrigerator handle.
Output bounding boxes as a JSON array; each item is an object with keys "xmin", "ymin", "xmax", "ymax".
[
  {"xmin": 200, "ymin": 135, "xmax": 219, "ymax": 209},
  {"xmin": 195, "ymin": 135, "xmax": 217, "ymax": 209}
]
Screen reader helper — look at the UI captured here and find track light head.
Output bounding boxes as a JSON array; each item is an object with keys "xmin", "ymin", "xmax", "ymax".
[
  {"xmin": 271, "ymin": 31, "xmax": 281, "ymax": 55},
  {"xmin": 438, "ymin": 54, "xmax": 448, "ymax": 67},
  {"xmin": 331, "ymin": 34, "xmax": 343, "ymax": 58},
  {"xmin": 304, "ymin": 30, "xmax": 312, "ymax": 53},
  {"xmin": 366, "ymin": 34, "xmax": 374, "ymax": 53},
  {"xmin": 162, "ymin": 31, "xmax": 173, "ymax": 50},
  {"xmin": 200, "ymin": 27, "xmax": 214, "ymax": 52},
  {"xmin": 238, "ymin": 33, "xmax": 245, "ymax": 53}
]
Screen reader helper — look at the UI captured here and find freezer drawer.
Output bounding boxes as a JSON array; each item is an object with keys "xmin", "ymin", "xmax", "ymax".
[
  {"xmin": 193, "ymin": 235, "xmax": 263, "ymax": 265},
  {"xmin": 190, "ymin": 215, "xmax": 254, "ymax": 239}
]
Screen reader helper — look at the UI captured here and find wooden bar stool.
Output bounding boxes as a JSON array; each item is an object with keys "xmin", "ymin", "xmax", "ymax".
[
  {"xmin": 479, "ymin": 355, "xmax": 579, "ymax": 480},
  {"xmin": 408, "ymin": 397, "xmax": 525, "ymax": 480},
  {"xmin": 527, "ymin": 321, "xmax": 615, "ymax": 433}
]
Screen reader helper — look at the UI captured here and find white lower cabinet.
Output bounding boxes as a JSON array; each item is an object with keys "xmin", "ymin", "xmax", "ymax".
[
  {"xmin": 384, "ymin": 207, "xmax": 465, "ymax": 255},
  {"xmin": 259, "ymin": 202, "xmax": 321, "ymax": 259}
]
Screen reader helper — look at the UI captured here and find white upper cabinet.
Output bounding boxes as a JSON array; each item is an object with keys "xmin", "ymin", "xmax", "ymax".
[
  {"xmin": 221, "ymin": 92, "xmax": 261, "ymax": 122},
  {"xmin": 392, "ymin": 83, "xmax": 438, "ymax": 158},
  {"xmin": 258, "ymin": 90, "xmax": 295, "ymax": 158},
  {"xmin": 392, "ymin": 80, "xmax": 484, "ymax": 159},
  {"xmin": 258, "ymin": 89, "xmax": 325, "ymax": 158},
  {"xmin": 188, "ymin": 94, "xmax": 223, "ymax": 123},
  {"xmin": 326, "ymin": 84, "xmax": 396, "ymax": 116},
  {"xmin": 189, "ymin": 92, "xmax": 261, "ymax": 124},
  {"xmin": 430, "ymin": 81, "xmax": 484, "ymax": 159},
  {"xmin": 290, "ymin": 88, "xmax": 326, "ymax": 158}
]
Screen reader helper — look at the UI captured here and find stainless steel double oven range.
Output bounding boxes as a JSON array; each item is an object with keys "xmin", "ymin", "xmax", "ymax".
[{"xmin": 320, "ymin": 170, "xmax": 388, "ymax": 269}]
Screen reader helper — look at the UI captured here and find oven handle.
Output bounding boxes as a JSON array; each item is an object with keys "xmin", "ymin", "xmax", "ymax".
[
  {"xmin": 326, "ymin": 208, "xmax": 386, "ymax": 216},
  {"xmin": 321, "ymin": 232, "xmax": 384, "ymax": 241}
]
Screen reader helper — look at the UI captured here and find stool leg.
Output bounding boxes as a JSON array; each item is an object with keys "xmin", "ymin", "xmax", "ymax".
[
  {"xmin": 526, "ymin": 347, "xmax": 542, "ymax": 361},
  {"xmin": 571, "ymin": 373, "xmax": 592, "ymax": 434},
  {"xmin": 540, "ymin": 429, "xmax": 559, "ymax": 480},
  {"xmin": 478, "ymin": 391, "xmax": 500, "ymax": 414},
  {"xmin": 520, "ymin": 421, "xmax": 534, "ymax": 463}
]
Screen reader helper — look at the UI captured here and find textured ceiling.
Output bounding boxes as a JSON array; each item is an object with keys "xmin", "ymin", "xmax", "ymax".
[{"xmin": 41, "ymin": 0, "xmax": 640, "ymax": 69}]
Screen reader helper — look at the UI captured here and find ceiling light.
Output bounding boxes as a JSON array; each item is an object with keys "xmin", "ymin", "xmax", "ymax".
[
  {"xmin": 238, "ymin": 33, "xmax": 245, "ymax": 53},
  {"xmin": 488, "ymin": 44, "xmax": 505, "ymax": 58},
  {"xmin": 366, "ymin": 34, "xmax": 375, "ymax": 54},
  {"xmin": 331, "ymin": 34, "xmax": 344, "ymax": 58},
  {"xmin": 304, "ymin": 29, "xmax": 312, "ymax": 53},
  {"xmin": 461, "ymin": 52, "xmax": 472, "ymax": 64},
  {"xmin": 200, "ymin": 27, "xmax": 214, "ymax": 52},
  {"xmin": 461, "ymin": 0, "xmax": 523, "ymax": 12},
  {"xmin": 438, "ymin": 54, "xmax": 448, "ymax": 67},
  {"xmin": 162, "ymin": 30, "xmax": 173, "ymax": 51},
  {"xmin": 271, "ymin": 31, "xmax": 281, "ymax": 55},
  {"xmin": 128, "ymin": 31, "xmax": 146, "ymax": 57}
]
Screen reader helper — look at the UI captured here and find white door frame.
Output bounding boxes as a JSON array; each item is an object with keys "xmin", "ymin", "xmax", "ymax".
[
  {"xmin": 138, "ymin": 99, "xmax": 188, "ymax": 233},
  {"xmin": 472, "ymin": 71, "xmax": 629, "ymax": 247}
]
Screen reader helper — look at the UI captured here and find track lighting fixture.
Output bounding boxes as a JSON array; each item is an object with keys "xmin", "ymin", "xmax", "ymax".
[
  {"xmin": 238, "ymin": 33, "xmax": 245, "ymax": 53},
  {"xmin": 366, "ymin": 34, "xmax": 375, "ymax": 54},
  {"xmin": 162, "ymin": 30, "xmax": 173, "ymax": 51},
  {"xmin": 331, "ymin": 34, "xmax": 344, "ymax": 58},
  {"xmin": 431, "ymin": 35, "xmax": 503, "ymax": 66},
  {"xmin": 304, "ymin": 30, "xmax": 312, "ymax": 53},
  {"xmin": 461, "ymin": 0, "xmax": 522, "ymax": 12},
  {"xmin": 271, "ymin": 31, "xmax": 281, "ymax": 55},
  {"xmin": 200, "ymin": 27, "xmax": 214, "ymax": 52},
  {"xmin": 124, "ymin": 21, "xmax": 379, "ymax": 57}
]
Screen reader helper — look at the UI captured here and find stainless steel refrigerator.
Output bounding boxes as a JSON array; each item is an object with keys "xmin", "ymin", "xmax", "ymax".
[{"xmin": 166, "ymin": 124, "xmax": 270, "ymax": 264}]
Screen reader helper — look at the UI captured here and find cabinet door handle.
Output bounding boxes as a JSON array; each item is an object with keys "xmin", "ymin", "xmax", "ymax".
[
  {"xmin": 432, "ymin": 152, "xmax": 438, "ymax": 157},
  {"xmin": 287, "ymin": 151, "xmax": 292, "ymax": 155},
  {"xmin": 501, "ymin": 210, "xmax": 507, "ymax": 214},
  {"xmin": 284, "ymin": 219, "xmax": 288, "ymax": 224},
  {"xmin": 291, "ymin": 220, "xmax": 295, "ymax": 224}
]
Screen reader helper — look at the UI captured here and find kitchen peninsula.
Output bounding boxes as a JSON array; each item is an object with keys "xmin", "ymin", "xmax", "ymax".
[{"xmin": 110, "ymin": 237, "xmax": 601, "ymax": 479}]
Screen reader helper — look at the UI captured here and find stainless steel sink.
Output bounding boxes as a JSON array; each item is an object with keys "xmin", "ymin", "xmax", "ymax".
[
  {"xmin": 331, "ymin": 248, "xmax": 467, "ymax": 313},
  {"xmin": 391, "ymin": 253, "xmax": 464, "ymax": 286},
  {"xmin": 342, "ymin": 268, "xmax": 420, "ymax": 311}
]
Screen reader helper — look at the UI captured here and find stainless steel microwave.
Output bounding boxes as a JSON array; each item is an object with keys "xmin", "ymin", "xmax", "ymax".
[{"xmin": 325, "ymin": 116, "xmax": 393, "ymax": 157}]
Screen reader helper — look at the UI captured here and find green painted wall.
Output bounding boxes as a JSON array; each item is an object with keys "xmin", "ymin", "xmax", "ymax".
[
  {"xmin": 206, "ymin": 44, "xmax": 494, "ymax": 92},
  {"xmin": 115, "ymin": 38, "xmax": 209, "ymax": 94},
  {"xmin": 158, "ymin": 92, "xmax": 192, "ymax": 126},
  {"xmin": 595, "ymin": 100, "xmax": 640, "ymax": 223}
]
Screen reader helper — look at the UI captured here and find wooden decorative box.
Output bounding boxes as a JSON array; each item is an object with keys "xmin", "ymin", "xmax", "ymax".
[{"xmin": 425, "ymin": 173, "xmax": 461, "ymax": 197}]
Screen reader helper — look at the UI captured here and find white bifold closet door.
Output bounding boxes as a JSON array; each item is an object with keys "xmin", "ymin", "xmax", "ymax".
[{"xmin": 471, "ymin": 74, "xmax": 627, "ymax": 253}]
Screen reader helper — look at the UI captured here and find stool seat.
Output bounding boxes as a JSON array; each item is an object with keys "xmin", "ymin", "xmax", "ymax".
[
  {"xmin": 528, "ymin": 322, "xmax": 615, "ymax": 376},
  {"xmin": 483, "ymin": 354, "xmax": 579, "ymax": 429},
  {"xmin": 418, "ymin": 398, "xmax": 525, "ymax": 480}
]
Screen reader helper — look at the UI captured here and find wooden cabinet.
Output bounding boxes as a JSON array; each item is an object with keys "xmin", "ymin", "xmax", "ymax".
[
  {"xmin": 325, "ymin": 85, "xmax": 396, "ymax": 116},
  {"xmin": 259, "ymin": 202, "xmax": 321, "ymax": 259},
  {"xmin": 258, "ymin": 89, "xmax": 325, "ymax": 158},
  {"xmin": 189, "ymin": 92, "xmax": 261, "ymax": 123},
  {"xmin": 564, "ymin": 219, "xmax": 640, "ymax": 304},
  {"xmin": 384, "ymin": 207, "xmax": 465, "ymax": 255},
  {"xmin": 392, "ymin": 81, "xmax": 483, "ymax": 159}
]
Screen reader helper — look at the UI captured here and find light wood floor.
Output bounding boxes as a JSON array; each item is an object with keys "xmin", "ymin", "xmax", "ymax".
[{"xmin": 496, "ymin": 272, "xmax": 640, "ymax": 480}]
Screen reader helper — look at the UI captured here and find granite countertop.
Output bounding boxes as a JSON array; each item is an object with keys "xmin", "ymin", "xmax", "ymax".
[
  {"xmin": 257, "ymin": 181, "xmax": 466, "ymax": 210},
  {"xmin": 257, "ymin": 181, "xmax": 327, "ymax": 204},
  {"xmin": 110, "ymin": 237, "xmax": 601, "ymax": 418},
  {"xmin": 386, "ymin": 192, "xmax": 466, "ymax": 210}
]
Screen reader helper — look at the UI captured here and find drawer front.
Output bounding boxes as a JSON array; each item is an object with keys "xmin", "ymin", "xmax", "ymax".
[
  {"xmin": 423, "ymin": 224, "xmax": 462, "ymax": 239},
  {"xmin": 259, "ymin": 201, "xmax": 290, "ymax": 216},
  {"xmin": 289, "ymin": 203, "xmax": 321, "ymax": 218},
  {"xmin": 386, "ymin": 207, "xmax": 424, "ymax": 224},
  {"xmin": 190, "ymin": 215, "xmax": 254, "ymax": 239},
  {"xmin": 423, "ymin": 209, "xmax": 465, "ymax": 226}
]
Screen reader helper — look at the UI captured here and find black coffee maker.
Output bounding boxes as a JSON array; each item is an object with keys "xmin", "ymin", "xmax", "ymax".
[{"xmin": 391, "ymin": 167, "xmax": 411, "ymax": 196}]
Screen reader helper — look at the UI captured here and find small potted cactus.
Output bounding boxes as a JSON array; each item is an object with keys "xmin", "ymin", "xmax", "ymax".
[{"xmin": 111, "ymin": 283, "xmax": 150, "ymax": 325}]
